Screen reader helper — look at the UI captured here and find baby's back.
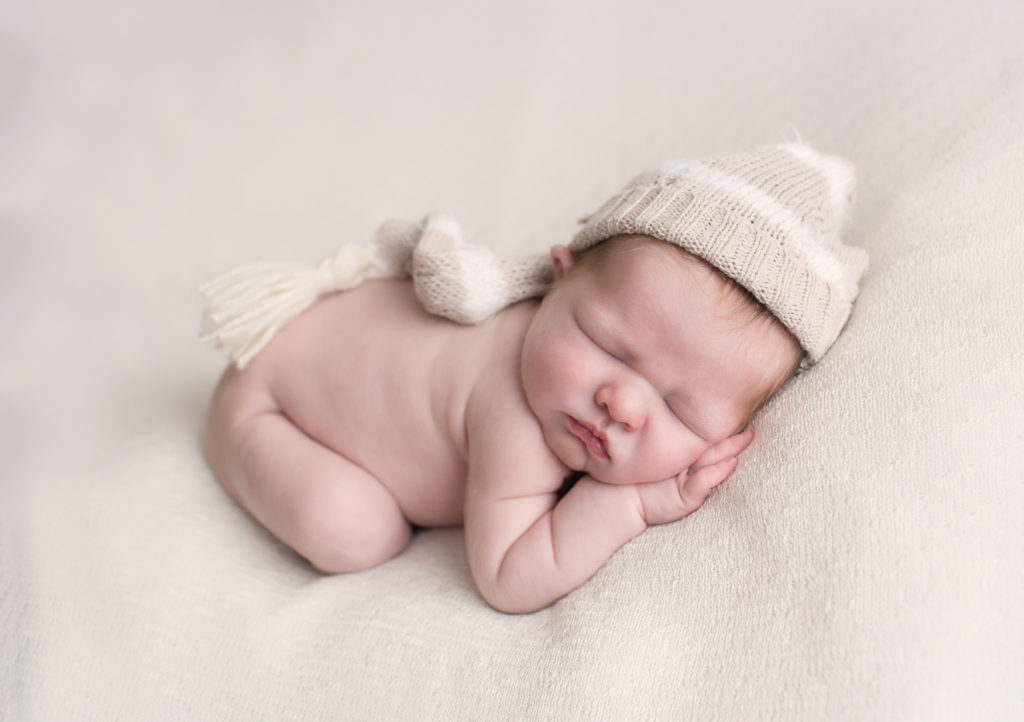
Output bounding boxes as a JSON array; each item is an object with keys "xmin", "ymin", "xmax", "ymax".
[{"xmin": 243, "ymin": 279, "xmax": 525, "ymax": 526}]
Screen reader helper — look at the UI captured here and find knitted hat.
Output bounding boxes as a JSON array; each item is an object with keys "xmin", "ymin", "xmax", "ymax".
[
  {"xmin": 201, "ymin": 143, "xmax": 866, "ymax": 368},
  {"xmin": 568, "ymin": 143, "xmax": 868, "ymax": 363}
]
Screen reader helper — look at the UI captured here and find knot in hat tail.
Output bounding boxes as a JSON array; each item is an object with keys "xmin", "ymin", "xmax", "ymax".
[{"xmin": 412, "ymin": 215, "xmax": 552, "ymax": 324}]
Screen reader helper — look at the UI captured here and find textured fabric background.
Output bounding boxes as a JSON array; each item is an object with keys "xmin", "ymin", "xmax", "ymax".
[{"xmin": 2, "ymin": 0, "xmax": 1022, "ymax": 720}]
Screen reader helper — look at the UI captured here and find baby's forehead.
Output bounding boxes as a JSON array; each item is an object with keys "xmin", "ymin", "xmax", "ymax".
[
  {"xmin": 587, "ymin": 235, "xmax": 722, "ymax": 288},
  {"xmin": 587, "ymin": 238, "xmax": 731, "ymax": 309},
  {"xmin": 590, "ymin": 236, "xmax": 781, "ymax": 332}
]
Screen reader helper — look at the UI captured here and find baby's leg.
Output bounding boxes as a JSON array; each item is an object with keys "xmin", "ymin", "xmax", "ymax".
[{"xmin": 204, "ymin": 371, "xmax": 411, "ymax": 573}]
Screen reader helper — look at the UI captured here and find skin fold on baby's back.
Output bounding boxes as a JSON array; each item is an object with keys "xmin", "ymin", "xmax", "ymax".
[{"xmin": 241, "ymin": 279, "xmax": 534, "ymax": 527}]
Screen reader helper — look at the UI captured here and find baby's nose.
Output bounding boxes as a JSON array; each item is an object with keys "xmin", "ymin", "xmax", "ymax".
[{"xmin": 595, "ymin": 382, "xmax": 646, "ymax": 431}]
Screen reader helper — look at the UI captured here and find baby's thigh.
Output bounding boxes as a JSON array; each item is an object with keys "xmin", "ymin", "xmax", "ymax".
[
  {"xmin": 234, "ymin": 410, "xmax": 411, "ymax": 572},
  {"xmin": 205, "ymin": 368, "xmax": 410, "ymax": 572}
]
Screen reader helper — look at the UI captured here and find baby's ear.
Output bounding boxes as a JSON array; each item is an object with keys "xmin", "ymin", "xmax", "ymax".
[{"xmin": 550, "ymin": 245, "xmax": 575, "ymax": 280}]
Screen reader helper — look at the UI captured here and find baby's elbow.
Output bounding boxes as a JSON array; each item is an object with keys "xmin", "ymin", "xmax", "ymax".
[
  {"xmin": 469, "ymin": 540, "xmax": 558, "ymax": 613},
  {"xmin": 476, "ymin": 576, "xmax": 553, "ymax": 615},
  {"xmin": 481, "ymin": 591, "xmax": 545, "ymax": 615}
]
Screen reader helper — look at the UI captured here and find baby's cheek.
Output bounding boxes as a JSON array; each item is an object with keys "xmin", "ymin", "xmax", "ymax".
[
  {"xmin": 549, "ymin": 357, "xmax": 583, "ymax": 386},
  {"xmin": 523, "ymin": 350, "xmax": 572, "ymax": 401},
  {"xmin": 539, "ymin": 344, "xmax": 585, "ymax": 385},
  {"xmin": 650, "ymin": 430, "xmax": 704, "ymax": 478}
]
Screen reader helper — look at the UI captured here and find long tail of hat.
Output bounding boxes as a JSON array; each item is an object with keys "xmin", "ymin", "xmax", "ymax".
[
  {"xmin": 199, "ymin": 215, "xmax": 553, "ymax": 369},
  {"xmin": 410, "ymin": 215, "xmax": 553, "ymax": 325}
]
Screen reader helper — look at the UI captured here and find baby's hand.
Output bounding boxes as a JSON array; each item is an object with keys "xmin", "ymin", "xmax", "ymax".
[{"xmin": 637, "ymin": 428, "xmax": 754, "ymax": 526}]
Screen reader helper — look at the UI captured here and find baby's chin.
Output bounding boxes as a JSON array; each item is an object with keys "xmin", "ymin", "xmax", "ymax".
[
  {"xmin": 585, "ymin": 462, "xmax": 688, "ymax": 483},
  {"xmin": 555, "ymin": 440, "xmax": 682, "ymax": 486},
  {"xmin": 586, "ymin": 466, "xmax": 676, "ymax": 486}
]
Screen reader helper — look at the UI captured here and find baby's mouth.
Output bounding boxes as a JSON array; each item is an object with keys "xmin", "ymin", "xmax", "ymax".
[{"xmin": 568, "ymin": 417, "xmax": 610, "ymax": 460}]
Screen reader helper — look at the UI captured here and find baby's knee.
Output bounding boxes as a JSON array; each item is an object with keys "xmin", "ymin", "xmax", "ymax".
[{"xmin": 290, "ymin": 489, "xmax": 411, "ymax": 574}]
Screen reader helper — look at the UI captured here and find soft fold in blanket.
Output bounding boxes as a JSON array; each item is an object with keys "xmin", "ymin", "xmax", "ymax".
[{"xmin": 2, "ymin": 0, "xmax": 1022, "ymax": 720}]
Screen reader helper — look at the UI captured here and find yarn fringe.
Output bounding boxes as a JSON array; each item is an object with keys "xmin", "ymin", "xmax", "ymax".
[{"xmin": 200, "ymin": 243, "xmax": 385, "ymax": 369}]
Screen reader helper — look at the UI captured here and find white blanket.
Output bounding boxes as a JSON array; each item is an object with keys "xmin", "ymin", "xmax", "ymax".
[{"xmin": 3, "ymin": 0, "xmax": 1022, "ymax": 719}]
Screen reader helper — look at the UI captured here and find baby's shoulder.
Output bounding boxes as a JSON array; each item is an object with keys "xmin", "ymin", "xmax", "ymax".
[
  {"xmin": 461, "ymin": 302, "xmax": 537, "ymax": 431},
  {"xmin": 463, "ymin": 360, "xmax": 567, "ymax": 496}
]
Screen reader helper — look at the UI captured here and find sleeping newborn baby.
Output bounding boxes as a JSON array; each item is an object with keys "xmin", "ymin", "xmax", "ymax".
[{"xmin": 201, "ymin": 144, "xmax": 868, "ymax": 614}]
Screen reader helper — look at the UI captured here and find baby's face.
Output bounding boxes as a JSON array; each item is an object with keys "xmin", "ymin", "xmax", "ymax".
[{"xmin": 520, "ymin": 238, "xmax": 797, "ymax": 485}]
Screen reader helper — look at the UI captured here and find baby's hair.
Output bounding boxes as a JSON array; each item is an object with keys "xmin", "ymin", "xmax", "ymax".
[{"xmin": 568, "ymin": 234, "xmax": 804, "ymax": 428}]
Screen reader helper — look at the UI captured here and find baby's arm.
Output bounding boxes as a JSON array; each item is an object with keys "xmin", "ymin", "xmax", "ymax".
[
  {"xmin": 463, "ymin": 394, "xmax": 752, "ymax": 614},
  {"xmin": 464, "ymin": 449, "xmax": 644, "ymax": 614}
]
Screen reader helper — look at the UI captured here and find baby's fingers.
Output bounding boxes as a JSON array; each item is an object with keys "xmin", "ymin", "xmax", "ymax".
[
  {"xmin": 690, "ymin": 428, "xmax": 754, "ymax": 473},
  {"xmin": 678, "ymin": 456, "xmax": 738, "ymax": 515}
]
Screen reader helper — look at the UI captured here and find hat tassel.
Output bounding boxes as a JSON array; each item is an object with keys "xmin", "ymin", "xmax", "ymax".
[{"xmin": 200, "ymin": 243, "xmax": 385, "ymax": 369}]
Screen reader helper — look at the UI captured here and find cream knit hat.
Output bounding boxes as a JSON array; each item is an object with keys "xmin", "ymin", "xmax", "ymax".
[
  {"xmin": 201, "ymin": 143, "xmax": 866, "ymax": 368},
  {"xmin": 568, "ymin": 143, "xmax": 868, "ymax": 363}
]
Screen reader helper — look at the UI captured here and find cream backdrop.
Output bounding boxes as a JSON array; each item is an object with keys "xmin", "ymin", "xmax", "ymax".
[{"xmin": 3, "ymin": 0, "xmax": 1022, "ymax": 720}]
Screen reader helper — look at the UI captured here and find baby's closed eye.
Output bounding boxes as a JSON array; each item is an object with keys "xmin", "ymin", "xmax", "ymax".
[{"xmin": 578, "ymin": 321, "xmax": 624, "ymax": 363}]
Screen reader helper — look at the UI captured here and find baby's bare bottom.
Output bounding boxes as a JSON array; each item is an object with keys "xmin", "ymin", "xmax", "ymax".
[{"xmin": 204, "ymin": 367, "xmax": 411, "ymax": 572}]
